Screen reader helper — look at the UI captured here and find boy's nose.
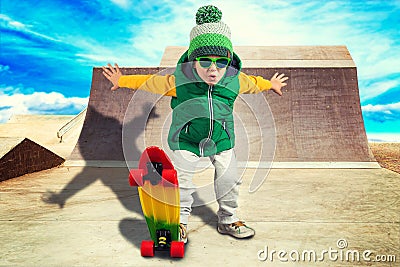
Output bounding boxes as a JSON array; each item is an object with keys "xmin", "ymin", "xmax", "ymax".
[{"xmin": 208, "ymin": 62, "xmax": 218, "ymax": 70}]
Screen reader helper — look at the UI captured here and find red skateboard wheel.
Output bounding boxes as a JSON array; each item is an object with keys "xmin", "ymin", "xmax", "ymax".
[
  {"xmin": 161, "ymin": 169, "xmax": 178, "ymax": 187},
  {"xmin": 140, "ymin": 240, "xmax": 154, "ymax": 257},
  {"xmin": 170, "ymin": 241, "xmax": 185, "ymax": 258},
  {"xmin": 129, "ymin": 169, "xmax": 145, "ymax": 186}
]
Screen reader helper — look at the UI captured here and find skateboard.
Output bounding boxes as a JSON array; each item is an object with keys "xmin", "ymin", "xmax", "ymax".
[{"xmin": 129, "ymin": 146, "xmax": 184, "ymax": 258}]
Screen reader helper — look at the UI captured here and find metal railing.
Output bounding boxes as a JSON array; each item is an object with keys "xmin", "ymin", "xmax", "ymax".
[{"xmin": 57, "ymin": 107, "xmax": 87, "ymax": 142}]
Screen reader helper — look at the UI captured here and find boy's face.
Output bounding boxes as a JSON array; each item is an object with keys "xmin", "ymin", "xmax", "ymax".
[{"xmin": 194, "ymin": 56, "xmax": 228, "ymax": 85}]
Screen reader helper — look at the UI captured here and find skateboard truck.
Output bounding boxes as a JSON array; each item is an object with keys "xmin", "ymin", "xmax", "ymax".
[
  {"xmin": 144, "ymin": 162, "xmax": 163, "ymax": 185},
  {"xmin": 156, "ymin": 229, "xmax": 171, "ymax": 249}
]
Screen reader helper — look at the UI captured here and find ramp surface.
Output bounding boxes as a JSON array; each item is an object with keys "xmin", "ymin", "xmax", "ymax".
[
  {"xmin": 0, "ymin": 115, "xmax": 83, "ymax": 181},
  {"xmin": 0, "ymin": 137, "xmax": 64, "ymax": 181},
  {"xmin": 0, "ymin": 114, "xmax": 83, "ymax": 158},
  {"xmin": 68, "ymin": 46, "xmax": 375, "ymax": 165}
]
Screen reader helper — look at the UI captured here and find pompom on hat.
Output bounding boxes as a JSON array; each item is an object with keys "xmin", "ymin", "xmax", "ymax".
[{"xmin": 188, "ymin": 5, "xmax": 233, "ymax": 61}]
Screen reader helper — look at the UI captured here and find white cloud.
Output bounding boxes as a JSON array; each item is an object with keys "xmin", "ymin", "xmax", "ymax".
[
  {"xmin": 0, "ymin": 91, "xmax": 88, "ymax": 123},
  {"xmin": 127, "ymin": 4, "xmax": 194, "ymax": 64},
  {"xmin": 0, "ymin": 68, "xmax": 87, "ymax": 122},
  {"xmin": 0, "ymin": 14, "xmax": 26, "ymax": 30},
  {"xmin": 65, "ymin": 28, "xmax": 164, "ymax": 66},
  {"xmin": 74, "ymin": 43, "xmax": 157, "ymax": 67},
  {"xmin": 0, "ymin": 14, "xmax": 60, "ymax": 42},
  {"xmin": 0, "ymin": 64, "xmax": 10, "ymax": 73},
  {"xmin": 362, "ymin": 102, "xmax": 400, "ymax": 122},
  {"xmin": 110, "ymin": 0, "xmax": 130, "ymax": 9},
  {"xmin": 362, "ymin": 102, "xmax": 400, "ymax": 112},
  {"xmin": 367, "ymin": 133, "xmax": 400, "ymax": 142},
  {"xmin": 360, "ymin": 80, "xmax": 399, "ymax": 102}
]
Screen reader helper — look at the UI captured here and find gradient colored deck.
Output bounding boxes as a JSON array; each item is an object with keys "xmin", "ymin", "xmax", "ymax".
[{"xmin": 138, "ymin": 181, "xmax": 180, "ymax": 244}]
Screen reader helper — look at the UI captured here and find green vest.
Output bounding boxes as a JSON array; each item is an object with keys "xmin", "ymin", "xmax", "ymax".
[{"xmin": 167, "ymin": 51, "xmax": 242, "ymax": 156}]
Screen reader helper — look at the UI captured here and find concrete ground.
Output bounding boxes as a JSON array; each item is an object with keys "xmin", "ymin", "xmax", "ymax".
[
  {"xmin": 1, "ymin": 164, "xmax": 399, "ymax": 266},
  {"xmin": 0, "ymin": 114, "xmax": 399, "ymax": 266}
]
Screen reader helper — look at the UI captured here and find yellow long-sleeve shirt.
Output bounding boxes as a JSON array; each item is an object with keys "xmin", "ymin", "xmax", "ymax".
[{"xmin": 118, "ymin": 72, "xmax": 272, "ymax": 96}]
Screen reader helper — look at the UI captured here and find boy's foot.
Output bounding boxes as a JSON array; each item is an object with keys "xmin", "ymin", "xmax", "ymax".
[
  {"xmin": 179, "ymin": 223, "xmax": 188, "ymax": 244},
  {"xmin": 217, "ymin": 221, "xmax": 255, "ymax": 239}
]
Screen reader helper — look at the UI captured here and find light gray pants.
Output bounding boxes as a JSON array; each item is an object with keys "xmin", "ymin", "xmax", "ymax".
[{"xmin": 172, "ymin": 149, "xmax": 242, "ymax": 224}]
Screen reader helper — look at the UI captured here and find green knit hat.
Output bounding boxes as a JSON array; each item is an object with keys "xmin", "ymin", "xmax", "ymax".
[{"xmin": 188, "ymin": 5, "xmax": 233, "ymax": 61}]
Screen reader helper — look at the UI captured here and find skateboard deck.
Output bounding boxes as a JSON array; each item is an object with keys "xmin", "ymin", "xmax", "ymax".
[{"xmin": 129, "ymin": 146, "xmax": 184, "ymax": 258}]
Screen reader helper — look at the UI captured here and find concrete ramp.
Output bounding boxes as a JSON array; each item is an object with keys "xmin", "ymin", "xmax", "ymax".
[
  {"xmin": 0, "ymin": 137, "xmax": 64, "ymax": 181},
  {"xmin": 1, "ymin": 114, "xmax": 83, "ymax": 159},
  {"xmin": 0, "ymin": 114, "xmax": 83, "ymax": 181},
  {"xmin": 68, "ymin": 67, "xmax": 161, "ymax": 164},
  {"xmin": 68, "ymin": 46, "xmax": 376, "ymax": 167}
]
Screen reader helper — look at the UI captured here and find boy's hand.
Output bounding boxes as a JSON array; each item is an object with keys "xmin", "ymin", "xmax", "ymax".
[
  {"xmin": 270, "ymin": 72, "xmax": 288, "ymax": 96},
  {"xmin": 102, "ymin": 63, "xmax": 122, "ymax": 91}
]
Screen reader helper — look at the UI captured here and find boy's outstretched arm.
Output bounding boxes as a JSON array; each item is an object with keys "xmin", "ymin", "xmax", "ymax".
[
  {"xmin": 102, "ymin": 63, "xmax": 122, "ymax": 91},
  {"xmin": 239, "ymin": 72, "xmax": 288, "ymax": 96},
  {"xmin": 101, "ymin": 63, "xmax": 176, "ymax": 96}
]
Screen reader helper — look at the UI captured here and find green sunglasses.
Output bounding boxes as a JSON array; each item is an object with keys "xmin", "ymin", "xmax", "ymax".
[{"xmin": 195, "ymin": 56, "xmax": 231, "ymax": 69}]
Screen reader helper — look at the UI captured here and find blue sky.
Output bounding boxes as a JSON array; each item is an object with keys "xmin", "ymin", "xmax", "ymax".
[{"xmin": 1, "ymin": 0, "xmax": 399, "ymax": 140}]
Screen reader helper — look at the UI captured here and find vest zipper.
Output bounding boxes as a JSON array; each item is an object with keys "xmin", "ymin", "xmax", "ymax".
[
  {"xmin": 222, "ymin": 119, "xmax": 231, "ymax": 139},
  {"xmin": 200, "ymin": 85, "xmax": 214, "ymax": 156},
  {"xmin": 171, "ymin": 122, "xmax": 191, "ymax": 142}
]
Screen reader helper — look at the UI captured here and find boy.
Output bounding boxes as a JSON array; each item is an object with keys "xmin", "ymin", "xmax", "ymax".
[{"xmin": 102, "ymin": 5, "xmax": 288, "ymax": 242}]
